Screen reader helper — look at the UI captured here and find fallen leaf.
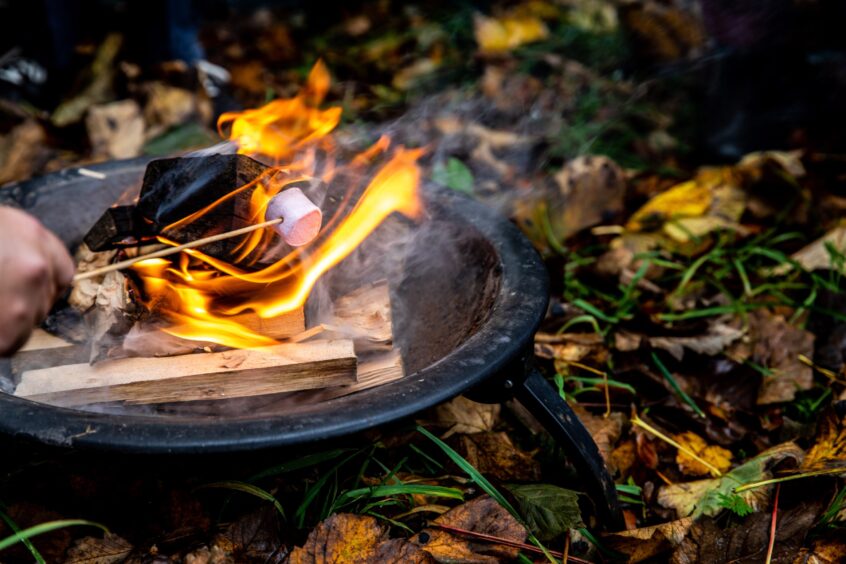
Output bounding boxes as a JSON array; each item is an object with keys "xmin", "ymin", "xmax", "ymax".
[
  {"xmin": 86, "ymin": 100, "xmax": 145, "ymax": 159},
  {"xmin": 550, "ymin": 155, "xmax": 627, "ymax": 241},
  {"xmin": 658, "ymin": 442, "xmax": 803, "ymax": 518},
  {"xmin": 288, "ymin": 513, "xmax": 428, "ymax": 564},
  {"xmin": 432, "ymin": 396, "xmax": 500, "ymax": 438},
  {"xmin": 454, "ymin": 432, "xmax": 541, "ymax": 481},
  {"xmin": 671, "ymin": 500, "xmax": 823, "ymax": 564},
  {"xmin": 603, "ymin": 518, "xmax": 693, "ymax": 563},
  {"xmin": 411, "ymin": 496, "xmax": 527, "ymax": 562},
  {"xmin": 793, "ymin": 537, "xmax": 846, "ymax": 563},
  {"xmin": 649, "ymin": 322, "xmax": 744, "ymax": 361},
  {"xmin": 534, "ymin": 332, "xmax": 607, "ymax": 367},
  {"xmin": 781, "ymin": 225, "xmax": 846, "ymax": 275},
  {"xmin": 609, "ymin": 439, "xmax": 638, "ymax": 477},
  {"xmin": 506, "ymin": 483, "xmax": 583, "ymax": 541},
  {"xmin": 211, "ymin": 507, "xmax": 286, "ymax": 563},
  {"xmin": 183, "ymin": 545, "xmax": 233, "ymax": 564},
  {"xmin": 0, "ymin": 119, "xmax": 47, "ymax": 184},
  {"xmin": 728, "ymin": 310, "xmax": 815, "ymax": 405},
  {"xmin": 142, "ymin": 82, "xmax": 206, "ymax": 140},
  {"xmin": 801, "ymin": 412, "xmax": 846, "ymax": 473},
  {"xmin": 571, "ymin": 404, "xmax": 624, "ymax": 462},
  {"xmin": 64, "ymin": 533, "xmax": 133, "ymax": 564},
  {"xmin": 622, "ymin": 166, "xmax": 746, "ymax": 251},
  {"xmin": 673, "ymin": 431, "xmax": 733, "ymax": 477},
  {"xmin": 474, "ymin": 14, "xmax": 549, "ymax": 54}
]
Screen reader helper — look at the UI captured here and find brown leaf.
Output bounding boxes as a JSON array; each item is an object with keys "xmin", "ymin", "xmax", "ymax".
[
  {"xmin": 671, "ymin": 500, "xmax": 823, "ymax": 564},
  {"xmin": 183, "ymin": 545, "xmax": 233, "ymax": 564},
  {"xmin": 86, "ymin": 100, "xmax": 145, "ymax": 159},
  {"xmin": 0, "ymin": 119, "xmax": 47, "ymax": 184},
  {"xmin": 64, "ymin": 533, "xmax": 133, "ymax": 564},
  {"xmin": 549, "ymin": 155, "xmax": 627, "ymax": 241},
  {"xmin": 432, "ymin": 396, "xmax": 500, "ymax": 438},
  {"xmin": 801, "ymin": 412, "xmax": 846, "ymax": 473},
  {"xmin": 729, "ymin": 310, "xmax": 815, "ymax": 405},
  {"xmin": 609, "ymin": 439, "xmax": 637, "ymax": 477},
  {"xmin": 454, "ymin": 432, "xmax": 541, "ymax": 481},
  {"xmin": 571, "ymin": 404, "xmax": 624, "ymax": 463},
  {"xmin": 649, "ymin": 322, "xmax": 744, "ymax": 361},
  {"xmin": 372, "ymin": 540, "xmax": 435, "ymax": 563},
  {"xmin": 211, "ymin": 507, "xmax": 286, "ymax": 563},
  {"xmin": 793, "ymin": 537, "xmax": 846, "ymax": 563},
  {"xmin": 288, "ymin": 514, "xmax": 387, "ymax": 564},
  {"xmin": 411, "ymin": 496, "xmax": 527, "ymax": 563},
  {"xmin": 143, "ymin": 82, "xmax": 206, "ymax": 139},
  {"xmin": 673, "ymin": 431, "xmax": 733, "ymax": 477},
  {"xmin": 603, "ymin": 518, "xmax": 693, "ymax": 563}
]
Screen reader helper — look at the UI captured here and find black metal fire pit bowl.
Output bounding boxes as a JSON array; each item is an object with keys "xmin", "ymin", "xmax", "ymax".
[{"xmin": 0, "ymin": 158, "xmax": 623, "ymax": 529}]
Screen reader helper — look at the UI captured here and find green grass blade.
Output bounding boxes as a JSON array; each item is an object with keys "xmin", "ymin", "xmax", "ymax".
[
  {"xmin": 417, "ymin": 426, "xmax": 558, "ymax": 563},
  {"xmin": 0, "ymin": 520, "xmax": 107, "ymax": 552},
  {"xmin": 0, "ymin": 506, "xmax": 45, "ymax": 563},
  {"xmin": 198, "ymin": 481, "xmax": 285, "ymax": 518},
  {"xmin": 652, "ymin": 352, "xmax": 706, "ymax": 418},
  {"xmin": 249, "ymin": 448, "xmax": 353, "ymax": 482},
  {"xmin": 337, "ymin": 484, "xmax": 464, "ymax": 506}
]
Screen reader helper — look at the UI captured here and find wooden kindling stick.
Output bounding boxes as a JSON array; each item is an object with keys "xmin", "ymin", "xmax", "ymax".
[{"xmin": 72, "ymin": 218, "xmax": 281, "ymax": 282}]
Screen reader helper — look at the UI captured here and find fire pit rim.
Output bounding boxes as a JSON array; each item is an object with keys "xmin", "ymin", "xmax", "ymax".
[{"xmin": 0, "ymin": 159, "xmax": 548, "ymax": 453}]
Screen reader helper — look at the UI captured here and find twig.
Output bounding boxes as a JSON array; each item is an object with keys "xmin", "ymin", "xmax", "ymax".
[
  {"xmin": 72, "ymin": 218, "xmax": 282, "ymax": 282},
  {"xmin": 427, "ymin": 523, "xmax": 593, "ymax": 564},
  {"xmin": 764, "ymin": 484, "xmax": 780, "ymax": 564}
]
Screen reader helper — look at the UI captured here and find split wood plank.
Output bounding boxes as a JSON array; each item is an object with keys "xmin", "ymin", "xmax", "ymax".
[
  {"xmin": 15, "ymin": 339, "xmax": 356, "ymax": 407},
  {"xmin": 11, "ymin": 330, "xmax": 89, "ymax": 374}
]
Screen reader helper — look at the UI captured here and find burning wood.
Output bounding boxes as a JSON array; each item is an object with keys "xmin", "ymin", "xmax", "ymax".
[
  {"xmin": 10, "ymin": 61, "xmax": 421, "ymax": 411},
  {"xmin": 14, "ymin": 340, "xmax": 357, "ymax": 407}
]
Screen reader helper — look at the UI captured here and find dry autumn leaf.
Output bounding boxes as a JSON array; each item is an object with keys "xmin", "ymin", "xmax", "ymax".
[
  {"xmin": 621, "ymin": 166, "xmax": 746, "ymax": 252},
  {"xmin": 727, "ymin": 309, "xmax": 815, "ymax": 405},
  {"xmin": 603, "ymin": 518, "xmax": 693, "ymax": 563},
  {"xmin": 474, "ymin": 13, "xmax": 549, "ymax": 54},
  {"xmin": 288, "ymin": 513, "xmax": 432, "ymax": 564},
  {"xmin": 658, "ymin": 442, "xmax": 803, "ymax": 518},
  {"xmin": 673, "ymin": 431, "xmax": 733, "ymax": 478},
  {"xmin": 801, "ymin": 412, "xmax": 846, "ymax": 473},
  {"xmin": 64, "ymin": 533, "xmax": 133, "ymax": 564},
  {"xmin": 571, "ymin": 404, "xmax": 624, "ymax": 462},
  {"xmin": 454, "ymin": 431, "xmax": 541, "ymax": 482},
  {"xmin": 411, "ymin": 496, "xmax": 527, "ymax": 563},
  {"xmin": 431, "ymin": 395, "xmax": 500, "ymax": 438}
]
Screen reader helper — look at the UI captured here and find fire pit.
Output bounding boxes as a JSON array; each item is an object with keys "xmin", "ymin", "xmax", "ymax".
[{"xmin": 0, "ymin": 62, "xmax": 622, "ymax": 528}]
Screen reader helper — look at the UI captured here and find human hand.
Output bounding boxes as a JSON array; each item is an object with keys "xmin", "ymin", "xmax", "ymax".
[{"xmin": 0, "ymin": 206, "xmax": 75, "ymax": 355}]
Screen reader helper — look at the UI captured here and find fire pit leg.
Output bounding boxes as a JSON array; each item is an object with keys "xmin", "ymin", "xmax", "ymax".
[{"xmin": 515, "ymin": 368, "xmax": 624, "ymax": 531}]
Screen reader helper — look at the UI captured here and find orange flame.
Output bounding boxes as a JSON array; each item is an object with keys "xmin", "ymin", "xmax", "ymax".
[{"xmin": 132, "ymin": 62, "xmax": 423, "ymax": 348}]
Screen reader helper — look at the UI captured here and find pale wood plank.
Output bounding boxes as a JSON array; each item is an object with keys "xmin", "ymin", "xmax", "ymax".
[{"xmin": 15, "ymin": 340, "xmax": 356, "ymax": 407}]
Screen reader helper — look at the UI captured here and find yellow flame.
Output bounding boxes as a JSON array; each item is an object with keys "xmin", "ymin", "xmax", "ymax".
[{"xmin": 133, "ymin": 61, "xmax": 423, "ymax": 348}]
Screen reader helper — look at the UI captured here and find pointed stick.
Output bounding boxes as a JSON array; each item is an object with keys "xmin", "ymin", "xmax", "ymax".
[{"xmin": 72, "ymin": 218, "xmax": 282, "ymax": 282}]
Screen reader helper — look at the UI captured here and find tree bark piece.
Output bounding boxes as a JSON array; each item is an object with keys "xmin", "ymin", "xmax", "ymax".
[{"xmin": 15, "ymin": 339, "xmax": 356, "ymax": 407}]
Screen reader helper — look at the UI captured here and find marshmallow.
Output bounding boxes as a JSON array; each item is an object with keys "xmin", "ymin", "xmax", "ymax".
[{"xmin": 266, "ymin": 187, "xmax": 323, "ymax": 247}]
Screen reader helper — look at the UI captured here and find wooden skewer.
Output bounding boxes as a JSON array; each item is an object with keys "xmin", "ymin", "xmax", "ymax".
[{"xmin": 72, "ymin": 218, "xmax": 282, "ymax": 282}]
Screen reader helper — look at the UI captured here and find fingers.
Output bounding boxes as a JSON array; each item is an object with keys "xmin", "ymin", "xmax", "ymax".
[{"xmin": 41, "ymin": 227, "xmax": 75, "ymax": 289}]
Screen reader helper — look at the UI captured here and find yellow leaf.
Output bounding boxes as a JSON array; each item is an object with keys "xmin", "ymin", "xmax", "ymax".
[
  {"xmin": 474, "ymin": 14, "xmax": 549, "ymax": 54},
  {"xmin": 673, "ymin": 431, "xmax": 733, "ymax": 477},
  {"xmin": 802, "ymin": 412, "xmax": 846, "ymax": 473}
]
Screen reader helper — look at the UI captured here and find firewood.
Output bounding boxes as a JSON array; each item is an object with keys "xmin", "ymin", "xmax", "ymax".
[
  {"xmin": 15, "ymin": 340, "xmax": 357, "ymax": 407},
  {"xmin": 83, "ymin": 205, "xmax": 139, "ymax": 251},
  {"xmin": 328, "ymin": 281, "xmax": 393, "ymax": 350},
  {"xmin": 11, "ymin": 330, "xmax": 89, "ymax": 376},
  {"xmin": 136, "ymin": 154, "xmax": 274, "ymax": 261},
  {"xmin": 120, "ymin": 308, "xmax": 306, "ymax": 358}
]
